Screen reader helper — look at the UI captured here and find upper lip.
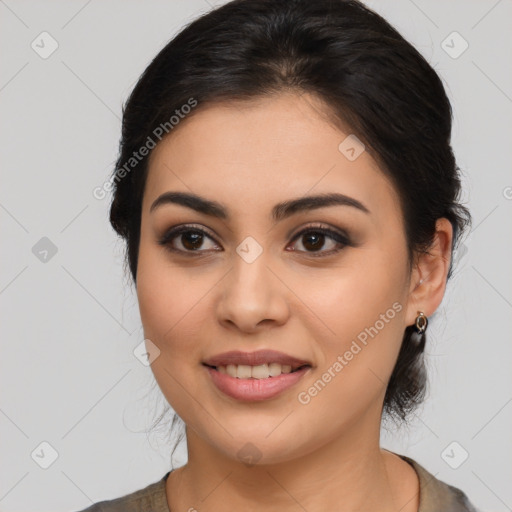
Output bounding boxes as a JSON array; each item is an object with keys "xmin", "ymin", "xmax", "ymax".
[{"xmin": 203, "ymin": 350, "xmax": 312, "ymax": 370}]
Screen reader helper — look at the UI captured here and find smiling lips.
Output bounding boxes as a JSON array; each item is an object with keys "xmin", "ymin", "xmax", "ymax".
[
  {"xmin": 203, "ymin": 349, "xmax": 312, "ymax": 368},
  {"xmin": 202, "ymin": 349, "xmax": 312, "ymax": 401}
]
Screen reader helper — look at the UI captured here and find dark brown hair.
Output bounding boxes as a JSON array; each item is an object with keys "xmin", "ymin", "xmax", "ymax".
[{"xmin": 109, "ymin": 0, "xmax": 471, "ymax": 423}]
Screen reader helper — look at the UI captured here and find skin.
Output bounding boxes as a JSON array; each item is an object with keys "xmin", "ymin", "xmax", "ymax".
[{"xmin": 136, "ymin": 92, "xmax": 453, "ymax": 511}]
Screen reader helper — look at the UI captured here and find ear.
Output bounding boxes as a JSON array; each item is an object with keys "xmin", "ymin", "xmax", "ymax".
[{"xmin": 405, "ymin": 218, "xmax": 453, "ymax": 327}]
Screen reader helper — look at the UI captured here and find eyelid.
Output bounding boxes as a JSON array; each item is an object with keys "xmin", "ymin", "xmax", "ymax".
[
  {"xmin": 288, "ymin": 222, "xmax": 350, "ymax": 242},
  {"xmin": 172, "ymin": 223, "xmax": 218, "ymax": 240}
]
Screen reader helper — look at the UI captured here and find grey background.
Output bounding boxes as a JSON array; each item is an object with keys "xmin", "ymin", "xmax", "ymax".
[{"xmin": 1, "ymin": 0, "xmax": 511, "ymax": 511}]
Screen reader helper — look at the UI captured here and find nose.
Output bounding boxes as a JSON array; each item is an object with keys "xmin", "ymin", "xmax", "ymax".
[{"xmin": 215, "ymin": 253, "xmax": 290, "ymax": 333}]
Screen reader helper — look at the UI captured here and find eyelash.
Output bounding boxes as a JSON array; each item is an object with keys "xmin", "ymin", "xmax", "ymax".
[{"xmin": 157, "ymin": 222, "xmax": 352, "ymax": 258}]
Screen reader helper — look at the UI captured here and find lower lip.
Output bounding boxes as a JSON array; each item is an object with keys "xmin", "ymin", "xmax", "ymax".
[{"xmin": 204, "ymin": 365, "xmax": 310, "ymax": 401}]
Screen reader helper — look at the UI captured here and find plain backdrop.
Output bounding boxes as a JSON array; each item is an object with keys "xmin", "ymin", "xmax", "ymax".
[{"xmin": 1, "ymin": 1, "xmax": 511, "ymax": 511}]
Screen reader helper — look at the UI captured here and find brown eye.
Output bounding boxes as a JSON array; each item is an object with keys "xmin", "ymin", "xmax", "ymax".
[
  {"xmin": 288, "ymin": 225, "xmax": 351, "ymax": 257},
  {"xmin": 299, "ymin": 232, "xmax": 330, "ymax": 252},
  {"xmin": 158, "ymin": 225, "xmax": 220, "ymax": 254},
  {"xmin": 180, "ymin": 231, "xmax": 205, "ymax": 250}
]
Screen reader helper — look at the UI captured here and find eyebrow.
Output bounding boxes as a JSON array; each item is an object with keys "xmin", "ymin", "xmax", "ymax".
[{"xmin": 149, "ymin": 191, "xmax": 370, "ymax": 221}]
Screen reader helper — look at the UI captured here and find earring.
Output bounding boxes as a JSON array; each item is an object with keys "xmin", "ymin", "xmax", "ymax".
[{"xmin": 414, "ymin": 311, "xmax": 428, "ymax": 334}]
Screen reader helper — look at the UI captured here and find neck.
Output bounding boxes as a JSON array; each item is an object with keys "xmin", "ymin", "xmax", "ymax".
[{"xmin": 166, "ymin": 409, "xmax": 418, "ymax": 511}]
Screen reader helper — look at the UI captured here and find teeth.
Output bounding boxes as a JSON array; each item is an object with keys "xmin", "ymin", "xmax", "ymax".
[
  {"xmin": 218, "ymin": 363, "xmax": 298, "ymax": 379},
  {"xmin": 226, "ymin": 364, "xmax": 237, "ymax": 378},
  {"xmin": 269, "ymin": 362, "xmax": 283, "ymax": 377},
  {"xmin": 236, "ymin": 364, "xmax": 252, "ymax": 379},
  {"xmin": 251, "ymin": 364, "xmax": 269, "ymax": 379}
]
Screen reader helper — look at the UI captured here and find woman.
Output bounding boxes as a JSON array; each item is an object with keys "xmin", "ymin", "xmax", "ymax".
[{"xmin": 78, "ymin": 0, "xmax": 479, "ymax": 510}]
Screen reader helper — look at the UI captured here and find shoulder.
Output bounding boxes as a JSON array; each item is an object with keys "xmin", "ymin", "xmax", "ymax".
[
  {"xmin": 401, "ymin": 456, "xmax": 481, "ymax": 512},
  {"xmin": 72, "ymin": 471, "xmax": 171, "ymax": 512}
]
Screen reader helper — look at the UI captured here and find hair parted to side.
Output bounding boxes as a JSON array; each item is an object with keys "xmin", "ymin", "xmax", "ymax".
[{"xmin": 109, "ymin": 0, "xmax": 471, "ymax": 423}]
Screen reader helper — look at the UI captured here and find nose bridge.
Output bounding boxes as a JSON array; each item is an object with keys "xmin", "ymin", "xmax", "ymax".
[
  {"xmin": 216, "ymin": 241, "xmax": 289, "ymax": 331},
  {"xmin": 230, "ymin": 233, "xmax": 270, "ymax": 293}
]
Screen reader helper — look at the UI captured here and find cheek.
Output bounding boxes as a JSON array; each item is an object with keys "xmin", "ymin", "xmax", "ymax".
[
  {"xmin": 137, "ymin": 224, "xmax": 190, "ymax": 330},
  {"xmin": 308, "ymin": 245, "xmax": 408, "ymax": 387},
  {"xmin": 136, "ymin": 238, "xmax": 190, "ymax": 350},
  {"xmin": 137, "ymin": 260, "xmax": 203, "ymax": 347},
  {"xmin": 136, "ymin": 237, "xmax": 220, "ymax": 372},
  {"xmin": 135, "ymin": 245, "xmax": 211, "ymax": 419},
  {"xmin": 295, "ymin": 290, "xmax": 406, "ymax": 429}
]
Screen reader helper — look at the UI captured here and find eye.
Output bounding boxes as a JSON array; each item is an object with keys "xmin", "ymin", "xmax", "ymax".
[
  {"xmin": 287, "ymin": 223, "xmax": 351, "ymax": 257},
  {"xmin": 158, "ymin": 222, "xmax": 352, "ymax": 257},
  {"xmin": 158, "ymin": 224, "xmax": 220, "ymax": 255}
]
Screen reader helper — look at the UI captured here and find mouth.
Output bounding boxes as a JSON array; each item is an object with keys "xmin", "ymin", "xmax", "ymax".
[
  {"xmin": 201, "ymin": 350, "xmax": 313, "ymax": 401},
  {"xmin": 201, "ymin": 349, "xmax": 313, "ymax": 402},
  {"xmin": 203, "ymin": 363, "xmax": 311, "ymax": 401},
  {"xmin": 202, "ymin": 349, "xmax": 313, "ymax": 375},
  {"xmin": 202, "ymin": 362, "xmax": 311, "ymax": 379}
]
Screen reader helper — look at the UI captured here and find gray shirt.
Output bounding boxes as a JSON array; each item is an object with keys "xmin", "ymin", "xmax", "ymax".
[{"xmin": 74, "ymin": 455, "xmax": 479, "ymax": 511}]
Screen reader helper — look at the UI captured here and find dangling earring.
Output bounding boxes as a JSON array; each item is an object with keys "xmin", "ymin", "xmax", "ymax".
[{"xmin": 414, "ymin": 311, "xmax": 428, "ymax": 334}]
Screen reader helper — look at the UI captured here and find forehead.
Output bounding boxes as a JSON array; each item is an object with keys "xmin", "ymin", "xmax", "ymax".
[{"xmin": 143, "ymin": 93, "xmax": 401, "ymax": 224}]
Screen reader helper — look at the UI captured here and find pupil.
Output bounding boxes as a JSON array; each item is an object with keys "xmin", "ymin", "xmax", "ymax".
[
  {"xmin": 183, "ymin": 232, "xmax": 203, "ymax": 250},
  {"xmin": 303, "ymin": 233, "xmax": 324, "ymax": 251}
]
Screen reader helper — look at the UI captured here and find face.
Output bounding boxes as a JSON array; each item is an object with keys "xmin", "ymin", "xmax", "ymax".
[{"xmin": 136, "ymin": 92, "xmax": 417, "ymax": 465}]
